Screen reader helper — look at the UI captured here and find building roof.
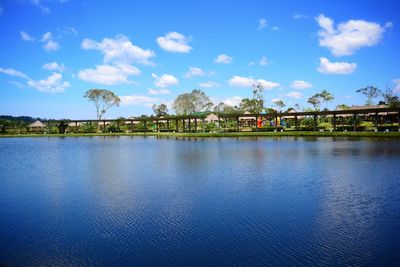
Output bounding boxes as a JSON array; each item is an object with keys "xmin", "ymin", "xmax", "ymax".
[{"xmin": 29, "ymin": 120, "xmax": 45, "ymax": 128}]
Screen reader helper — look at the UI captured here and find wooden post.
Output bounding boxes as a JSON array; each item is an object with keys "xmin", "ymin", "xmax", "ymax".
[
  {"xmin": 188, "ymin": 118, "xmax": 191, "ymax": 132},
  {"xmin": 175, "ymin": 119, "xmax": 178, "ymax": 132},
  {"xmin": 313, "ymin": 114, "xmax": 317, "ymax": 131},
  {"xmin": 374, "ymin": 112, "xmax": 378, "ymax": 130},
  {"xmin": 295, "ymin": 115, "xmax": 298, "ymax": 131},
  {"xmin": 182, "ymin": 119, "xmax": 185, "ymax": 132},
  {"xmin": 202, "ymin": 118, "xmax": 205, "ymax": 133},
  {"xmin": 131, "ymin": 120, "xmax": 133, "ymax": 132},
  {"xmin": 194, "ymin": 118, "xmax": 197, "ymax": 133},
  {"xmin": 75, "ymin": 121, "xmax": 78, "ymax": 133},
  {"xmin": 144, "ymin": 120, "xmax": 147, "ymax": 133},
  {"xmin": 156, "ymin": 120, "xmax": 159, "ymax": 132},
  {"xmin": 275, "ymin": 115, "xmax": 278, "ymax": 131},
  {"xmin": 353, "ymin": 113, "xmax": 357, "ymax": 131},
  {"xmin": 333, "ymin": 114, "xmax": 336, "ymax": 131},
  {"xmin": 103, "ymin": 121, "xmax": 106, "ymax": 132},
  {"xmin": 167, "ymin": 120, "xmax": 170, "ymax": 132},
  {"xmin": 398, "ymin": 111, "xmax": 400, "ymax": 131},
  {"xmin": 236, "ymin": 116, "xmax": 240, "ymax": 132}
]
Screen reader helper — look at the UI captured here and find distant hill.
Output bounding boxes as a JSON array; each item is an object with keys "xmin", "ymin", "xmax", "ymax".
[{"xmin": 0, "ymin": 115, "xmax": 41, "ymax": 124}]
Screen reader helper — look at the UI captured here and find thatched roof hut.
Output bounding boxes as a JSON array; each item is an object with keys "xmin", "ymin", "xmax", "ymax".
[
  {"xmin": 29, "ymin": 120, "xmax": 45, "ymax": 128},
  {"xmin": 205, "ymin": 113, "xmax": 220, "ymax": 123}
]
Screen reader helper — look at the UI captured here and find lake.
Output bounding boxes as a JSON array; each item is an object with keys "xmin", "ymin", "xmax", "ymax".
[{"xmin": 0, "ymin": 136, "xmax": 399, "ymax": 266}]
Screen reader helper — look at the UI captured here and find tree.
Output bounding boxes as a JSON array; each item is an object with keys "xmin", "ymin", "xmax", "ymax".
[
  {"xmin": 172, "ymin": 89, "xmax": 213, "ymax": 115},
  {"xmin": 272, "ymin": 99, "xmax": 286, "ymax": 112},
  {"xmin": 214, "ymin": 102, "xmax": 239, "ymax": 114},
  {"xmin": 308, "ymin": 90, "xmax": 334, "ymax": 110},
  {"xmin": 239, "ymin": 82, "xmax": 265, "ymax": 114},
  {"xmin": 356, "ymin": 86, "xmax": 381, "ymax": 106},
  {"xmin": 381, "ymin": 87, "xmax": 400, "ymax": 108},
  {"xmin": 308, "ymin": 94, "xmax": 322, "ymax": 110},
  {"xmin": 152, "ymin": 103, "xmax": 169, "ymax": 117},
  {"xmin": 84, "ymin": 89, "xmax": 120, "ymax": 120},
  {"xmin": 336, "ymin": 104, "xmax": 350, "ymax": 110}
]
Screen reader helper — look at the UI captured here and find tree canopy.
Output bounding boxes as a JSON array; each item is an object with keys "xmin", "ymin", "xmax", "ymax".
[
  {"xmin": 84, "ymin": 89, "xmax": 120, "ymax": 120},
  {"xmin": 356, "ymin": 86, "xmax": 381, "ymax": 106},
  {"xmin": 152, "ymin": 103, "xmax": 169, "ymax": 117},
  {"xmin": 172, "ymin": 89, "xmax": 213, "ymax": 115}
]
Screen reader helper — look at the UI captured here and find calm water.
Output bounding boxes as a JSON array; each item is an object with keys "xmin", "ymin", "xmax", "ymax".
[{"xmin": 0, "ymin": 136, "xmax": 399, "ymax": 266}]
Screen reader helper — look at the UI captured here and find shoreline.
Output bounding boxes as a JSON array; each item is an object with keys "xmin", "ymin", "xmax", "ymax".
[{"xmin": 1, "ymin": 131, "xmax": 400, "ymax": 138}]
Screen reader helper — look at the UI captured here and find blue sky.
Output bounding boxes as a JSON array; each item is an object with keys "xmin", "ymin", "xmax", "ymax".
[{"xmin": 0, "ymin": 0, "xmax": 399, "ymax": 119}]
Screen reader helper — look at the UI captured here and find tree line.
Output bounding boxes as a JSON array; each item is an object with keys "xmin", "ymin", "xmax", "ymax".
[{"xmin": 83, "ymin": 84, "xmax": 400, "ymax": 119}]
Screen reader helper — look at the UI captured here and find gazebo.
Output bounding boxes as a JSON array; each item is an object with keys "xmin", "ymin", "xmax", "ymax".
[{"xmin": 29, "ymin": 120, "xmax": 45, "ymax": 132}]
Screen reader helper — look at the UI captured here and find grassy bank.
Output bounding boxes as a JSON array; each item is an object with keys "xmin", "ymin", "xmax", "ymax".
[{"xmin": 1, "ymin": 131, "xmax": 400, "ymax": 138}]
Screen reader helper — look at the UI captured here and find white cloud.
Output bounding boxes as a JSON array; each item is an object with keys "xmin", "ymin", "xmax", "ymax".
[
  {"xmin": 31, "ymin": 0, "xmax": 50, "ymax": 13},
  {"xmin": 228, "ymin": 76, "xmax": 254, "ymax": 87},
  {"xmin": 78, "ymin": 64, "xmax": 140, "ymax": 85},
  {"xmin": 272, "ymin": 98, "xmax": 282, "ymax": 103},
  {"xmin": 258, "ymin": 18, "xmax": 267, "ymax": 30},
  {"xmin": 184, "ymin": 66, "xmax": 205, "ymax": 78},
  {"xmin": 40, "ymin": 32, "xmax": 59, "ymax": 52},
  {"xmin": 214, "ymin": 54, "xmax": 233, "ymax": 64},
  {"xmin": 248, "ymin": 62, "xmax": 255, "ymax": 66},
  {"xmin": 385, "ymin": 22, "xmax": 393, "ymax": 28},
  {"xmin": 199, "ymin": 81, "xmax": 220, "ymax": 88},
  {"xmin": 290, "ymin": 80, "xmax": 313, "ymax": 89},
  {"xmin": 317, "ymin": 57, "xmax": 357, "ymax": 74},
  {"xmin": 393, "ymin": 79, "xmax": 400, "ymax": 93},
  {"xmin": 259, "ymin": 56, "xmax": 268, "ymax": 66},
  {"xmin": 81, "ymin": 35, "xmax": 155, "ymax": 65},
  {"xmin": 228, "ymin": 76, "xmax": 279, "ymax": 89},
  {"xmin": 20, "ymin": 31, "xmax": 35, "ymax": 42},
  {"xmin": 156, "ymin": 32, "xmax": 192, "ymax": 53},
  {"xmin": 42, "ymin": 62, "xmax": 65, "ymax": 72},
  {"xmin": 224, "ymin": 96, "xmax": 242, "ymax": 106},
  {"xmin": 152, "ymin": 73, "xmax": 179, "ymax": 87},
  {"xmin": 257, "ymin": 79, "xmax": 280, "ymax": 89},
  {"xmin": 293, "ymin": 12, "xmax": 307, "ymax": 19},
  {"xmin": 286, "ymin": 91, "xmax": 304, "ymax": 99},
  {"xmin": 120, "ymin": 95, "xmax": 160, "ymax": 105},
  {"xmin": 28, "ymin": 73, "xmax": 70, "ymax": 93},
  {"xmin": 148, "ymin": 88, "xmax": 171, "ymax": 95},
  {"xmin": 316, "ymin": 14, "xmax": 386, "ymax": 56},
  {"xmin": 0, "ymin": 67, "xmax": 29, "ymax": 79},
  {"xmin": 272, "ymin": 26, "xmax": 280, "ymax": 31}
]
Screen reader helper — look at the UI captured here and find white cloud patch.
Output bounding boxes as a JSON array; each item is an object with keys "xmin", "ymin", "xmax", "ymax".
[
  {"xmin": 81, "ymin": 35, "xmax": 155, "ymax": 65},
  {"xmin": 40, "ymin": 32, "xmax": 59, "ymax": 52},
  {"xmin": 286, "ymin": 91, "xmax": 304, "ymax": 99},
  {"xmin": 272, "ymin": 26, "xmax": 280, "ymax": 31},
  {"xmin": 293, "ymin": 12, "xmax": 307, "ymax": 19},
  {"xmin": 20, "ymin": 31, "xmax": 35, "ymax": 42},
  {"xmin": 42, "ymin": 62, "xmax": 65, "ymax": 72},
  {"xmin": 0, "ymin": 67, "xmax": 29, "ymax": 79},
  {"xmin": 148, "ymin": 88, "xmax": 171, "ymax": 95},
  {"xmin": 184, "ymin": 66, "xmax": 205, "ymax": 78},
  {"xmin": 316, "ymin": 14, "xmax": 387, "ymax": 56},
  {"xmin": 317, "ymin": 57, "xmax": 357, "ymax": 74},
  {"xmin": 120, "ymin": 95, "xmax": 160, "ymax": 105},
  {"xmin": 224, "ymin": 96, "xmax": 242, "ymax": 106},
  {"xmin": 152, "ymin": 73, "xmax": 179, "ymax": 87},
  {"xmin": 290, "ymin": 80, "xmax": 313, "ymax": 89},
  {"xmin": 31, "ymin": 0, "xmax": 50, "ymax": 13},
  {"xmin": 156, "ymin": 32, "xmax": 192, "ymax": 53},
  {"xmin": 228, "ymin": 76, "xmax": 279, "ymax": 89},
  {"xmin": 199, "ymin": 81, "xmax": 220, "ymax": 88},
  {"xmin": 272, "ymin": 98, "xmax": 283, "ymax": 103},
  {"xmin": 259, "ymin": 56, "xmax": 268, "ymax": 66},
  {"xmin": 214, "ymin": 54, "xmax": 233, "ymax": 64},
  {"xmin": 258, "ymin": 18, "xmax": 267, "ymax": 30},
  {"xmin": 78, "ymin": 64, "xmax": 140, "ymax": 85},
  {"xmin": 393, "ymin": 79, "xmax": 400, "ymax": 93},
  {"xmin": 28, "ymin": 73, "xmax": 70, "ymax": 93}
]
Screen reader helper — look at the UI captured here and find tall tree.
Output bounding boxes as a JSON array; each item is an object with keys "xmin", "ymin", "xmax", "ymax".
[
  {"xmin": 172, "ymin": 89, "xmax": 213, "ymax": 115},
  {"xmin": 356, "ymin": 86, "xmax": 381, "ymax": 106},
  {"xmin": 272, "ymin": 99, "xmax": 286, "ymax": 112},
  {"xmin": 84, "ymin": 89, "xmax": 120, "ymax": 120},
  {"xmin": 308, "ymin": 94, "xmax": 322, "ymax": 110},
  {"xmin": 319, "ymin": 89, "xmax": 334, "ymax": 106},
  {"xmin": 336, "ymin": 104, "xmax": 350, "ymax": 110},
  {"xmin": 381, "ymin": 87, "xmax": 400, "ymax": 108},
  {"xmin": 152, "ymin": 103, "xmax": 169, "ymax": 117}
]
